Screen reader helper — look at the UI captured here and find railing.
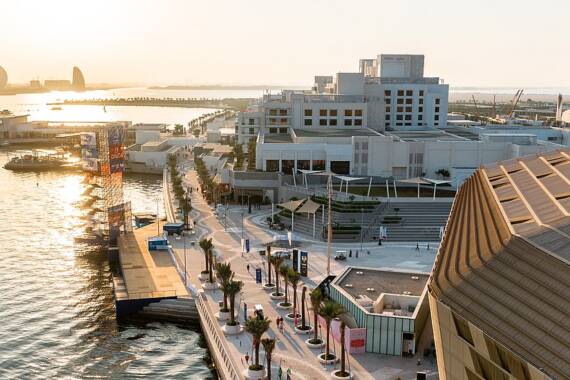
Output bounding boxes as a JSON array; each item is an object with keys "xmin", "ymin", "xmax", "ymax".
[
  {"xmin": 163, "ymin": 168, "xmax": 177, "ymax": 223},
  {"xmin": 195, "ymin": 293, "xmax": 242, "ymax": 380}
]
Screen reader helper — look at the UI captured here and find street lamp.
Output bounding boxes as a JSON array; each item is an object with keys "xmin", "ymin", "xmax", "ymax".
[{"xmin": 176, "ymin": 232, "xmax": 187, "ymax": 286}]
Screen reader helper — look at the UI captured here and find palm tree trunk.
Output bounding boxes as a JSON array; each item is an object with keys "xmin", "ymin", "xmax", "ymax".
[
  {"xmin": 223, "ymin": 293, "xmax": 228, "ymax": 310},
  {"xmin": 301, "ymin": 288, "xmax": 306, "ymax": 327},
  {"xmin": 341, "ymin": 324, "xmax": 346, "ymax": 374},
  {"xmin": 275, "ymin": 270, "xmax": 280, "ymax": 294},
  {"xmin": 267, "ymin": 256, "xmax": 272, "ymax": 284},
  {"xmin": 293, "ymin": 287, "xmax": 297, "ymax": 315},
  {"xmin": 255, "ymin": 340, "xmax": 260, "ymax": 367},
  {"xmin": 267, "ymin": 356, "xmax": 271, "ymax": 379},
  {"xmin": 326, "ymin": 322, "xmax": 330, "ymax": 358},
  {"xmin": 208, "ymin": 250, "xmax": 214, "ymax": 282},
  {"xmin": 229, "ymin": 295, "xmax": 235, "ymax": 324},
  {"xmin": 313, "ymin": 310, "xmax": 318, "ymax": 341}
]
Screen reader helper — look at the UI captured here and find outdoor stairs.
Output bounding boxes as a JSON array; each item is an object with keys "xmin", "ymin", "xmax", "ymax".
[
  {"xmin": 374, "ymin": 201, "xmax": 453, "ymax": 242},
  {"xmin": 137, "ymin": 297, "xmax": 200, "ymax": 323}
]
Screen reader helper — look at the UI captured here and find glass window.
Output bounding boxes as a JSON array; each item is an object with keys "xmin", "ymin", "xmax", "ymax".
[
  {"xmin": 406, "ymin": 90, "xmax": 413, "ymax": 96},
  {"xmin": 406, "ymin": 98, "xmax": 412, "ymax": 104},
  {"xmin": 384, "ymin": 90, "xmax": 391, "ymax": 96},
  {"xmin": 419, "ymin": 90, "xmax": 424, "ymax": 96},
  {"xmin": 397, "ymin": 99, "xmax": 404, "ymax": 104},
  {"xmin": 435, "ymin": 98, "xmax": 440, "ymax": 104},
  {"xmin": 297, "ymin": 160, "xmax": 310, "ymax": 170},
  {"xmin": 384, "ymin": 98, "xmax": 391, "ymax": 104},
  {"xmin": 279, "ymin": 109, "xmax": 287, "ymax": 116},
  {"xmin": 304, "ymin": 109, "xmax": 312, "ymax": 117},
  {"xmin": 385, "ymin": 115, "xmax": 390, "ymax": 120},
  {"xmin": 319, "ymin": 119, "xmax": 327, "ymax": 126},
  {"xmin": 266, "ymin": 160, "xmax": 279, "ymax": 172},
  {"xmin": 269, "ymin": 109, "xmax": 277, "ymax": 116},
  {"xmin": 248, "ymin": 118, "xmax": 254, "ymax": 125},
  {"xmin": 320, "ymin": 109, "xmax": 327, "ymax": 117},
  {"xmin": 330, "ymin": 161, "xmax": 350, "ymax": 175},
  {"xmin": 435, "ymin": 115, "xmax": 439, "ymax": 121},
  {"xmin": 354, "ymin": 119, "xmax": 362, "ymax": 126},
  {"xmin": 435, "ymin": 107, "xmax": 440, "ymax": 113},
  {"xmin": 396, "ymin": 115, "xmax": 403, "ymax": 121},
  {"xmin": 269, "ymin": 118, "xmax": 276, "ymax": 125},
  {"xmin": 344, "ymin": 109, "xmax": 353, "ymax": 117},
  {"xmin": 385, "ymin": 107, "xmax": 390, "ymax": 113},
  {"xmin": 419, "ymin": 98, "xmax": 424, "ymax": 105},
  {"xmin": 419, "ymin": 107, "xmax": 423, "ymax": 112},
  {"xmin": 304, "ymin": 119, "xmax": 312, "ymax": 126},
  {"xmin": 280, "ymin": 118, "xmax": 287, "ymax": 124},
  {"xmin": 397, "ymin": 90, "xmax": 404, "ymax": 96},
  {"xmin": 397, "ymin": 106, "xmax": 403, "ymax": 112},
  {"xmin": 344, "ymin": 119, "xmax": 352, "ymax": 126},
  {"xmin": 312, "ymin": 160, "xmax": 325, "ymax": 170},
  {"xmin": 355, "ymin": 109, "xmax": 363, "ymax": 117},
  {"xmin": 281, "ymin": 160, "xmax": 294, "ymax": 174},
  {"xmin": 330, "ymin": 109, "xmax": 338, "ymax": 117},
  {"xmin": 330, "ymin": 119, "xmax": 338, "ymax": 126},
  {"xmin": 405, "ymin": 115, "xmax": 412, "ymax": 121},
  {"xmin": 269, "ymin": 127, "xmax": 277, "ymax": 133},
  {"xmin": 405, "ymin": 107, "xmax": 412, "ymax": 112},
  {"xmin": 418, "ymin": 115, "xmax": 423, "ymax": 120},
  {"xmin": 249, "ymin": 128, "xmax": 254, "ymax": 134},
  {"xmin": 279, "ymin": 128, "xmax": 287, "ymax": 133}
]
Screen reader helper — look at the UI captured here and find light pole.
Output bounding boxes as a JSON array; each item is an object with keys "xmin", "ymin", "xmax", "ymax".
[{"xmin": 360, "ymin": 207, "xmax": 364, "ymax": 252}]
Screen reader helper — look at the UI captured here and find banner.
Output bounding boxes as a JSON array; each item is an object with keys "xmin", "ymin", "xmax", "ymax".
[
  {"xmin": 109, "ymin": 145, "xmax": 125, "ymax": 160},
  {"xmin": 292, "ymin": 249, "xmax": 299, "ymax": 272},
  {"xmin": 110, "ymin": 158, "xmax": 125, "ymax": 173},
  {"xmin": 82, "ymin": 158, "xmax": 99, "ymax": 172},
  {"xmin": 255, "ymin": 268, "xmax": 262, "ymax": 284},
  {"xmin": 80, "ymin": 132, "xmax": 96, "ymax": 147},
  {"xmin": 300, "ymin": 251, "xmax": 308, "ymax": 276},
  {"xmin": 329, "ymin": 318, "xmax": 366, "ymax": 354},
  {"xmin": 81, "ymin": 147, "xmax": 98, "ymax": 159},
  {"xmin": 107, "ymin": 126, "xmax": 124, "ymax": 146}
]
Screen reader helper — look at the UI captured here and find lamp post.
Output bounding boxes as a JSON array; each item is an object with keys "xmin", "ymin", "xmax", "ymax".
[{"xmin": 360, "ymin": 207, "xmax": 364, "ymax": 252}]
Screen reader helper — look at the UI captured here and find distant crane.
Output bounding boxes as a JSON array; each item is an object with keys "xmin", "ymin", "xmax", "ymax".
[
  {"xmin": 508, "ymin": 89, "xmax": 524, "ymax": 120},
  {"xmin": 492, "ymin": 95, "xmax": 496, "ymax": 119},
  {"xmin": 471, "ymin": 95, "xmax": 480, "ymax": 119}
]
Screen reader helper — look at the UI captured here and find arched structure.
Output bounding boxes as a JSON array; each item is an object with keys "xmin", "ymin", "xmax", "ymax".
[{"xmin": 0, "ymin": 66, "xmax": 7, "ymax": 88}]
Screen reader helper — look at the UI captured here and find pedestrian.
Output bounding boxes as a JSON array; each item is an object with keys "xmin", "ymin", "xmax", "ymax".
[
  {"xmin": 416, "ymin": 243, "xmax": 420, "ymax": 251},
  {"xmin": 349, "ymin": 250, "xmax": 352, "ymax": 258},
  {"xmin": 286, "ymin": 368, "xmax": 292, "ymax": 380},
  {"xmin": 276, "ymin": 316, "xmax": 280, "ymax": 328},
  {"xmin": 427, "ymin": 243, "xmax": 430, "ymax": 250},
  {"xmin": 246, "ymin": 264, "xmax": 250, "ymax": 272},
  {"xmin": 278, "ymin": 366, "xmax": 283, "ymax": 379},
  {"xmin": 245, "ymin": 352, "xmax": 250, "ymax": 365},
  {"xmin": 356, "ymin": 250, "xmax": 359, "ymax": 258}
]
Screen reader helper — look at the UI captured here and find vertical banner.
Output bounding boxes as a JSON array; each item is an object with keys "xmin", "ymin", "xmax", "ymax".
[
  {"xmin": 240, "ymin": 238, "xmax": 245, "ymax": 253},
  {"xmin": 255, "ymin": 268, "xmax": 262, "ymax": 284},
  {"xmin": 292, "ymin": 249, "xmax": 299, "ymax": 272},
  {"xmin": 245, "ymin": 239, "xmax": 250, "ymax": 253},
  {"xmin": 243, "ymin": 303, "xmax": 248, "ymax": 321},
  {"xmin": 300, "ymin": 251, "xmax": 308, "ymax": 276}
]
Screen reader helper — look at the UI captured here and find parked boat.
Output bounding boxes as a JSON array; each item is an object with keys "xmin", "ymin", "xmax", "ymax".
[{"xmin": 3, "ymin": 150, "xmax": 75, "ymax": 171}]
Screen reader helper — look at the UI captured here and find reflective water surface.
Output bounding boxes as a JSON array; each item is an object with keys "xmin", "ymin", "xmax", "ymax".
[{"xmin": 0, "ymin": 153, "xmax": 215, "ymax": 379}]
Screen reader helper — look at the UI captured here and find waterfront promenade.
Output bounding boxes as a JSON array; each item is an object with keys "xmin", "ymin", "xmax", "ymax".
[{"xmin": 166, "ymin": 167, "xmax": 438, "ymax": 379}]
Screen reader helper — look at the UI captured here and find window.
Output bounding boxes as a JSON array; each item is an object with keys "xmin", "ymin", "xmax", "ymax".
[
  {"xmin": 269, "ymin": 109, "xmax": 277, "ymax": 116},
  {"xmin": 419, "ymin": 90, "xmax": 424, "ymax": 96},
  {"xmin": 344, "ymin": 119, "xmax": 353, "ymax": 126},
  {"xmin": 354, "ymin": 119, "xmax": 362, "ymax": 126},
  {"xmin": 297, "ymin": 160, "xmax": 310, "ymax": 170},
  {"xmin": 269, "ymin": 127, "xmax": 277, "ymax": 133},
  {"xmin": 397, "ymin": 98, "xmax": 404, "ymax": 104},
  {"xmin": 406, "ymin": 90, "xmax": 413, "ymax": 96},
  {"xmin": 330, "ymin": 119, "xmax": 338, "ymax": 126},
  {"xmin": 385, "ymin": 107, "xmax": 390, "ymax": 113},
  {"xmin": 419, "ymin": 107, "xmax": 423, "ymax": 112},
  {"xmin": 405, "ymin": 123, "xmax": 412, "ymax": 126},
  {"xmin": 397, "ymin": 106, "xmax": 403, "ymax": 112},
  {"xmin": 280, "ymin": 118, "xmax": 287, "ymax": 124},
  {"xmin": 385, "ymin": 122, "xmax": 390, "ymax": 127},
  {"xmin": 384, "ymin": 90, "xmax": 391, "ymax": 96},
  {"xmin": 304, "ymin": 119, "xmax": 312, "ymax": 126},
  {"xmin": 406, "ymin": 98, "xmax": 412, "ymax": 104},
  {"xmin": 248, "ymin": 118, "xmax": 255, "ymax": 125},
  {"xmin": 405, "ymin": 115, "xmax": 412, "ymax": 121},
  {"xmin": 344, "ymin": 109, "xmax": 353, "ymax": 117},
  {"xmin": 319, "ymin": 119, "xmax": 327, "ymax": 126},
  {"xmin": 418, "ymin": 115, "xmax": 423, "ymax": 120},
  {"xmin": 320, "ymin": 109, "xmax": 328, "ymax": 117},
  {"xmin": 269, "ymin": 118, "xmax": 276, "ymax": 125},
  {"xmin": 330, "ymin": 109, "xmax": 338, "ymax": 117},
  {"xmin": 396, "ymin": 122, "xmax": 403, "ymax": 126},
  {"xmin": 384, "ymin": 98, "xmax": 391, "ymax": 104},
  {"xmin": 405, "ymin": 107, "xmax": 412, "ymax": 112},
  {"xmin": 330, "ymin": 161, "xmax": 350, "ymax": 174},
  {"xmin": 396, "ymin": 115, "xmax": 403, "ymax": 121},
  {"xmin": 435, "ymin": 115, "xmax": 440, "ymax": 121},
  {"xmin": 281, "ymin": 160, "xmax": 294, "ymax": 175},
  {"xmin": 266, "ymin": 160, "xmax": 279, "ymax": 172},
  {"xmin": 419, "ymin": 98, "xmax": 424, "ymax": 105},
  {"xmin": 249, "ymin": 128, "xmax": 254, "ymax": 134},
  {"xmin": 279, "ymin": 109, "xmax": 287, "ymax": 116},
  {"xmin": 304, "ymin": 109, "xmax": 312, "ymax": 117},
  {"xmin": 397, "ymin": 90, "xmax": 404, "ymax": 96},
  {"xmin": 435, "ymin": 98, "xmax": 440, "ymax": 104},
  {"xmin": 435, "ymin": 107, "xmax": 440, "ymax": 113},
  {"xmin": 312, "ymin": 160, "xmax": 325, "ymax": 170},
  {"xmin": 385, "ymin": 115, "xmax": 390, "ymax": 120},
  {"xmin": 355, "ymin": 109, "xmax": 363, "ymax": 117},
  {"xmin": 279, "ymin": 128, "xmax": 287, "ymax": 133}
]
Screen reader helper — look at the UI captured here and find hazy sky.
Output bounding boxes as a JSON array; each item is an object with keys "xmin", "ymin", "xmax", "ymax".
[{"xmin": 2, "ymin": 0, "xmax": 569, "ymax": 87}]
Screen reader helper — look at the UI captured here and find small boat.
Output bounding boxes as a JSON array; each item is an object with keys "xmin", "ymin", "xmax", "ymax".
[{"xmin": 3, "ymin": 151, "xmax": 68, "ymax": 171}]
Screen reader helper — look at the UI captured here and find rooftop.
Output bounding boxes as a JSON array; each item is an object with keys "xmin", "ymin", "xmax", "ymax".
[
  {"xmin": 335, "ymin": 267, "xmax": 429, "ymax": 299},
  {"xmin": 264, "ymin": 134, "xmax": 293, "ymax": 143},
  {"xmin": 387, "ymin": 129, "xmax": 467, "ymax": 142},
  {"xmin": 294, "ymin": 128, "xmax": 381, "ymax": 138}
]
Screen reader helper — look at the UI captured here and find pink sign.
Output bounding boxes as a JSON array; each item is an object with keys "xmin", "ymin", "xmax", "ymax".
[{"xmin": 319, "ymin": 317, "xmax": 366, "ymax": 355}]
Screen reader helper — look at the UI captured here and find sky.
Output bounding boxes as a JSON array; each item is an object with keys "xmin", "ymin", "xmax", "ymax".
[{"xmin": 1, "ymin": 0, "xmax": 569, "ymax": 87}]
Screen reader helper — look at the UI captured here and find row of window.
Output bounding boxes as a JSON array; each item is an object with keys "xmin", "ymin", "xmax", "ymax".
[
  {"xmin": 268, "ymin": 109, "xmax": 288, "ymax": 116},
  {"xmin": 265, "ymin": 160, "xmax": 350, "ymax": 174},
  {"xmin": 385, "ymin": 89, "xmax": 425, "ymax": 97},
  {"xmin": 268, "ymin": 118, "xmax": 288, "ymax": 125},
  {"xmin": 304, "ymin": 118, "xmax": 362, "ymax": 127},
  {"xmin": 304, "ymin": 109, "xmax": 363, "ymax": 117}
]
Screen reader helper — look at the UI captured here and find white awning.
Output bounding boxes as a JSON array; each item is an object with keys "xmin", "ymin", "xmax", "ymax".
[
  {"xmin": 334, "ymin": 175, "xmax": 366, "ymax": 182},
  {"xmin": 296, "ymin": 198, "xmax": 321, "ymax": 214},
  {"xmin": 276, "ymin": 199, "xmax": 305, "ymax": 212},
  {"xmin": 423, "ymin": 178, "xmax": 452, "ymax": 185},
  {"xmin": 397, "ymin": 177, "xmax": 431, "ymax": 185}
]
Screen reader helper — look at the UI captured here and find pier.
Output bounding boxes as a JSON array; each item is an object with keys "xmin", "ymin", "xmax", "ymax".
[{"xmin": 113, "ymin": 222, "xmax": 190, "ymax": 317}]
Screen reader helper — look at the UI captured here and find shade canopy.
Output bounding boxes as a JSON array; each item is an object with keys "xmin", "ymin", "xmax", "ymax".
[
  {"xmin": 276, "ymin": 199, "xmax": 305, "ymax": 212},
  {"xmin": 335, "ymin": 175, "xmax": 365, "ymax": 182},
  {"xmin": 423, "ymin": 178, "xmax": 452, "ymax": 185},
  {"xmin": 296, "ymin": 198, "xmax": 321, "ymax": 214},
  {"xmin": 397, "ymin": 177, "xmax": 431, "ymax": 185}
]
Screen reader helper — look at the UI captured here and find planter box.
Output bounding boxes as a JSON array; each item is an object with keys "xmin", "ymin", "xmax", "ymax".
[
  {"xmin": 276, "ymin": 302, "xmax": 292, "ymax": 310},
  {"xmin": 294, "ymin": 325, "xmax": 313, "ymax": 335},
  {"xmin": 331, "ymin": 370, "xmax": 353, "ymax": 379},
  {"xmin": 222, "ymin": 323, "xmax": 243, "ymax": 335},
  {"xmin": 284, "ymin": 312, "xmax": 301, "ymax": 321},
  {"xmin": 317, "ymin": 353, "xmax": 339, "ymax": 365},
  {"xmin": 269, "ymin": 292, "xmax": 285, "ymax": 300},
  {"xmin": 202, "ymin": 282, "xmax": 218, "ymax": 290},
  {"xmin": 305, "ymin": 338, "xmax": 325, "ymax": 349},
  {"xmin": 215, "ymin": 310, "xmax": 231, "ymax": 321},
  {"xmin": 262, "ymin": 283, "xmax": 276, "ymax": 291},
  {"xmin": 243, "ymin": 367, "xmax": 266, "ymax": 380}
]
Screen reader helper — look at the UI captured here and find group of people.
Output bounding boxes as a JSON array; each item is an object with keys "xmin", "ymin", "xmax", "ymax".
[
  {"xmin": 243, "ymin": 352, "xmax": 292, "ymax": 379},
  {"xmin": 276, "ymin": 316, "xmax": 285, "ymax": 333}
]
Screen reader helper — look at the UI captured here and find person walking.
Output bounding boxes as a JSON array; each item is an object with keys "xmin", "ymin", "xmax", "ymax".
[
  {"xmin": 286, "ymin": 367, "xmax": 292, "ymax": 380},
  {"xmin": 245, "ymin": 352, "xmax": 250, "ymax": 366},
  {"xmin": 246, "ymin": 264, "xmax": 250, "ymax": 272},
  {"xmin": 278, "ymin": 366, "xmax": 283, "ymax": 379}
]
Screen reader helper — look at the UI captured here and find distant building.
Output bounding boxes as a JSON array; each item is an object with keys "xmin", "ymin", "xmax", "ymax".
[
  {"xmin": 359, "ymin": 58, "xmax": 378, "ymax": 77},
  {"xmin": 429, "ymin": 150, "xmax": 570, "ymax": 380},
  {"xmin": 44, "ymin": 80, "xmax": 72, "ymax": 91},
  {"xmin": 29, "ymin": 80, "xmax": 41, "ymax": 88},
  {"xmin": 0, "ymin": 66, "xmax": 7, "ymax": 88},
  {"xmin": 313, "ymin": 76, "xmax": 333, "ymax": 94},
  {"xmin": 379, "ymin": 54, "xmax": 424, "ymax": 79},
  {"xmin": 72, "ymin": 66, "xmax": 85, "ymax": 91}
]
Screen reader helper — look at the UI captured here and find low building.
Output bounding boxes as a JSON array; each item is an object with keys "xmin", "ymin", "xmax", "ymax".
[
  {"xmin": 429, "ymin": 149, "xmax": 570, "ymax": 380},
  {"xmin": 329, "ymin": 266, "xmax": 431, "ymax": 356}
]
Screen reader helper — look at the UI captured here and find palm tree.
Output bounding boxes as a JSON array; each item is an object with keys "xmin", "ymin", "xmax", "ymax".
[
  {"xmin": 266, "ymin": 246, "xmax": 273, "ymax": 286},
  {"xmin": 319, "ymin": 300, "xmax": 345, "ymax": 361},
  {"xmin": 181, "ymin": 193, "xmax": 191, "ymax": 229},
  {"xmin": 215, "ymin": 262, "xmax": 233, "ymax": 312},
  {"xmin": 309, "ymin": 288, "xmax": 323, "ymax": 343},
  {"xmin": 207, "ymin": 247, "xmax": 215, "ymax": 283},
  {"xmin": 339, "ymin": 320, "xmax": 349, "ymax": 377},
  {"xmin": 226, "ymin": 280, "xmax": 244, "ymax": 326},
  {"xmin": 261, "ymin": 338, "xmax": 276, "ymax": 379},
  {"xmin": 279, "ymin": 265, "xmax": 290, "ymax": 305},
  {"xmin": 287, "ymin": 268, "xmax": 301, "ymax": 318},
  {"xmin": 244, "ymin": 316, "xmax": 271, "ymax": 371},
  {"xmin": 270, "ymin": 256, "xmax": 285, "ymax": 295},
  {"xmin": 199, "ymin": 238, "xmax": 213, "ymax": 274},
  {"xmin": 300, "ymin": 286, "xmax": 308, "ymax": 329}
]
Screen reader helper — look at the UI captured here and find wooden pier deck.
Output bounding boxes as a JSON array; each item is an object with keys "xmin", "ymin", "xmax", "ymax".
[{"xmin": 116, "ymin": 222, "xmax": 187, "ymax": 301}]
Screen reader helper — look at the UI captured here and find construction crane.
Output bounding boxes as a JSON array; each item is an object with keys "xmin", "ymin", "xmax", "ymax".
[
  {"xmin": 508, "ymin": 89, "xmax": 524, "ymax": 120},
  {"xmin": 492, "ymin": 95, "xmax": 496, "ymax": 119},
  {"xmin": 471, "ymin": 95, "xmax": 480, "ymax": 119}
]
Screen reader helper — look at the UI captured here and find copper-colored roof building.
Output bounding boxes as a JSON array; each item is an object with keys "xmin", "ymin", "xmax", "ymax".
[{"xmin": 429, "ymin": 150, "xmax": 570, "ymax": 380}]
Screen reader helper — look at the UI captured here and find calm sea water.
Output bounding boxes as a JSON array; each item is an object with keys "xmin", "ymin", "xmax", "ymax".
[{"xmin": 0, "ymin": 153, "xmax": 216, "ymax": 379}]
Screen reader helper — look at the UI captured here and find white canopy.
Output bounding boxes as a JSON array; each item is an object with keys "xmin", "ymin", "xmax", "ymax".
[
  {"xmin": 296, "ymin": 198, "xmax": 321, "ymax": 214},
  {"xmin": 276, "ymin": 199, "xmax": 305, "ymax": 212}
]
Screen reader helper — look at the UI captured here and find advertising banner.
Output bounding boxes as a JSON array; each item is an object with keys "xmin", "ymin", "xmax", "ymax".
[
  {"xmin": 300, "ymin": 251, "xmax": 308, "ymax": 276},
  {"xmin": 255, "ymin": 268, "xmax": 262, "ymax": 284},
  {"xmin": 109, "ymin": 145, "xmax": 125, "ymax": 160},
  {"xmin": 292, "ymin": 249, "xmax": 299, "ymax": 272},
  {"xmin": 330, "ymin": 319, "xmax": 366, "ymax": 354},
  {"xmin": 245, "ymin": 239, "xmax": 250, "ymax": 253},
  {"xmin": 110, "ymin": 158, "xmax": 125, "ymax": 173},
  {"xmin": 82, "ymin": 158, "xmax": 99, "ymax": 172},
  {"xmin": 81, "ymin": 147, "xmax": 98, "ymax": 159},
  {"xmin": 80, "ymin": 132, "xmax": 96, "ymax": 147},
  {"xmin": 107, "ymin": 126, "xmax": 124, "ymax": 146}
]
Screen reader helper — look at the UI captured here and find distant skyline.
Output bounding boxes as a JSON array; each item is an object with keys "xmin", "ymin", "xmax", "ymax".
[{"xmin": 2, "ymin": 0, "xmax": 569, "ymax": 88}]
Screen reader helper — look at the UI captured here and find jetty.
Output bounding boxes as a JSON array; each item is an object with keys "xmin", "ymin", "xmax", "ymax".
[{"xmin": 112, "ymin": 222, "xmax": 196, "ymax": 322}]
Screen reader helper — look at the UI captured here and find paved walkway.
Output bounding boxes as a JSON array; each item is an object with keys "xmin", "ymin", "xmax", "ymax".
[{"xmin": 168, "ymin": 168, "xmax": 437, "ymax": 379}]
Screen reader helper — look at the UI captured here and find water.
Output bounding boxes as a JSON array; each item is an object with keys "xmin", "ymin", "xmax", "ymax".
[
  {"xmin": 0, "ymin": 153, "xmax": 215, "ymax": 379},
  {"xmin": 0, "ymin": 87, "xmax": 264, "ymax": 125}
]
